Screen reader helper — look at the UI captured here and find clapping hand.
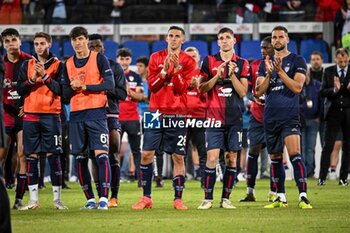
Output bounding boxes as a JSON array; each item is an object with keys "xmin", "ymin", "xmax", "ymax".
[
  {"xmin": 265, "ymin": 55, "xmax": 273, "ymax": 76},
  {"xmin": 228, "ymin": 61, "xmax": 237, "ymax": 78},
  {"xmin": 71, "ymin": 79, "xmax": 83, "ymax": 91},
  {"xmin": 334, "ymin": 76, "xmax": 341, "ymax": 92},
  {"xmin": 273, "ymin": 56, "xmax": 282, "ymax": 73},
  {"xmin": 170, "ymin": 53, "xmax": 180, "ymax": 72},
  {"xmin": 217, "ymin": 62, "xmax": 226, "ymax": 80},
  {"xmin": 189, "ymin": 75, "xmax": 200, "ymax": 89}
]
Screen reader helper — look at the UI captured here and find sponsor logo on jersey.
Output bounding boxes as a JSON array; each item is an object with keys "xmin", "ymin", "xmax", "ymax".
[
  {"xmin": 218, "ymin": 87, "xmax": 232, "ymax": 97},
  {"xmin": 7, "ymin": 90, "xmax": 20, "ymax": 100}
]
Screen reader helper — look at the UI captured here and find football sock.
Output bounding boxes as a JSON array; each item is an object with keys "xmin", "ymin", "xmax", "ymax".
[
  {"xmin": 270, "ymin": 158, "xmax": 285, "ymax": 193},
  {"xmin": 48, "ymin": 154, "xmax": 62, "ymax": 186},
  {"xmin": 290, "ymin": 154, "xmax": 307, "ymax": 193},
  {"xmin": 110, "ymin": 156, "xmax": 120, "ymax": 199},
  {"xmin": 246, "ymin": 153, "xmax": 259, "ymax": 189},
  {"xmin": 140, "ymin": 163, "xmax": 153, "ymax": 198},
  {"xmin": 204, "ymin": 167, "xmax": 216, "ymax": 200},
  {"xmin": 96, "ymin": 154, "xmax": 111, "ymax": 199},
  {"xmin": 173, "ymin": 175, "xmax": 185, "ymax": 200},
  {"xmin": 221, "ymin": 166, "xmax": 237, "ymax": 199},
  {"xmin": 76, "ymin": 155, "xmax": 94, "ymax": 200},
  {"xmin": 15, "ymin": 174, "xmax": 27, "ymax": 200},
  {"xmin": 277, "ymin": 193, "xmax": 287, "ymax": 202}
]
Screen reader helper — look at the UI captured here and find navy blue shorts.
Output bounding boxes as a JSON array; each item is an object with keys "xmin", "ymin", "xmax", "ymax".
[
  {"xmin": 206, "ymin": 125, "xmax": 242, "ymax": 152},
  {"xmin": 264, "ymin": 119, "xmax": 301, "ymax": 154},
  {"xmin": 23, "ymin": 114, "xmax": 62, "ymax": 155},
  {"xmin": 143, "ymin": 118, "xmax": 187, "ymax": 155},
  {"xmin": 248, "ymin": 115, "xmax": 266, "ymax": 147},
  {"xmin": 107, "ymin": 117, "xmax": 121, "ymax": 132},
  {"xmin": 121, "ymin": 120, "xmax": 141, "ymax": 137},
  {"xmin": 69, "ymin": 119, "xmax": 109, "ymax": 154}
]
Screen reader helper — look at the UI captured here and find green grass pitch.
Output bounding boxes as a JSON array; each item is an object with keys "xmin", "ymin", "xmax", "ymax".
[{"xmin": 8, "ymin": 179, "xmax": 350, "ymax": 233}]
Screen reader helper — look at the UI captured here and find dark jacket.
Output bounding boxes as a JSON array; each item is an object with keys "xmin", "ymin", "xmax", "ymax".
[
  {"xmin": 302, "ymin": 79, "xmax": 322, "ymax": 120},
  {"xmin": 321, "ymin": 64, "xmax": 350, "ymax": 117}
]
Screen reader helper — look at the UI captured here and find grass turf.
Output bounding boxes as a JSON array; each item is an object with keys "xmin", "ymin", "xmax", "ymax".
[{"xmin": 8, "ymin": 179, "xmax": 350, "ymax": 233}]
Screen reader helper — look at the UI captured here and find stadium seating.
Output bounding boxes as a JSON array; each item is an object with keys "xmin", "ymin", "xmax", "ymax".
[
  {"xmin": 300, "ymin": 39, "xmax": 329, "ymax": 63},
  {"xmin": 122, "ymin": 40, "xmax": 150, "ymax": 65},
  {"xmin": 240, "ymin": 40, "xmax": 261, "ymax": 60},
  {"xmin": 21, "ymin": 41, "xmax": 32, "ymax": 55},
  {"xmin": 183, "ymin": 40, "xmax": 208, "ymax": 62},
  {"xmin": 103, "ymin": 40, "xmax": 119, "ymax": 61},
  {"xmin": 288, "ymin": 40, "xmax": 298, "ymax": 55},
  {"xmin": 211, "ymin": 41, "xmax": 239, "ymax": 56},
  {"xmin": 51, "ymin": 41, "xmax": 61, "ymax": 59},
  {"xmin": 151, "ymin": 41, "xmax": 167, "ymax": 53},
  {"xmin": 63, "ymin": 40, "xmax": 75, "ymax": 58}
]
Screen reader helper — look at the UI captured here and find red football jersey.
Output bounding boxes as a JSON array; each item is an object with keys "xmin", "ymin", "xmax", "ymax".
[
  {"xmin": 185, "ymin": 68, "xmax": 206, "ymax": 119},
  {"xmin": 200, "ymin": 53, "xmax": 250, "ymax": 126},
  {"xmin": 3, "ymin": 52, "xmax": 32, "ymax": 127},
  {"xmin": 249, "ymin": 59, "xmax": 264, "ymax": 124},
  {"xmin": 119, "ymin": 70, "xmax": 143, "ymax": 121},
  {"xmin": 148, "ymin": 49, "xmax": 197, "ymax": 115}
]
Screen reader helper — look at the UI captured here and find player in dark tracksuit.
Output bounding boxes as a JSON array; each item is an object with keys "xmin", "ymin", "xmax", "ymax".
[
  {"xmin": 88, "ymin": 34, "xmax": 127, "ymax": 208},
  {"xmin": 240, "ymin": 36, "xmax": 277, "ymax": 202},
  {"xmin": 62, "ymin": 27, "xmax": 115, "ymax": 210}
]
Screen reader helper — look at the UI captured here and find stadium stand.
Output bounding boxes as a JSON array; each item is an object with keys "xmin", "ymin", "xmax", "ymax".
[
  {"xmin": 63, "ymin": 40, "xmax": 75, "ymax": 58},
  {"xmin": 103, "ymin": 40, "xmax": 119, "ymax": 61},
  {"xmin": 183, "ymin": 40, "xmax": 208, "ymax": 62},
  {"xmin": 300, "ymin": 39, "xmax": 329, "ymax": 63},
  {"xmin": 288, "ymin": 40, "xmax": 298, "ymax": 55},
  {"xmin": 240, "ymin": 40, "xmax": 261, "ymax": 60},
  {"xmin": 122, "ymin": 40, "xmax": 150, "ymax": 65},
  {"xmin": 51, "ymin": 41, "xmax": 61, "ymax": 60},
  {"xmin": 151, "ymin": 41, "xmax": 168, "ymax": 53},
  {"xmin": 20, "ymin": 41, "xmax": 32, "ymax": 55}
]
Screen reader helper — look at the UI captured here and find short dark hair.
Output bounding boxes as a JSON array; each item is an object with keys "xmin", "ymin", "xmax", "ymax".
[
  {"xmin": 272, "ymin": 26, "xmax": 288, "ymax": 34},
  {"xmin": 262, "ymin": 36, "xmax": 271, "ymax": 44},
  {"xmin": 1, "ymin": 28, "xmax": 20, "ymax": 41},
  {"xmin": 136, "ymin": 56, "xmax": 149, "ymax": 66},
  {"xmin": 34, "ymin": 32, "xmax": 52, "ymax": 43},
  {"xmin": 117, "ymin": 48, "xmax": 132, "ymax": 57},
  {"xmin": 217, "ymin": 27, "xmax": 234, "ymax": 37},
  {"xmin": 335, "ymin": 48, "xmax": 349, "ymax": 57},
  {"xmin": 89, "ymin": 33, "xmax": 103, "ymax": 41},
  {"xmin": 69, "ymin": 26, "xmax": 88, "ymax": 40},
  {"xmin": 168, "ymin": 26, "xmax": 185, "ymax": 35},
  {"xmin": 310, "ymin": 51, "xmax": 323, "ymax": 59}
]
